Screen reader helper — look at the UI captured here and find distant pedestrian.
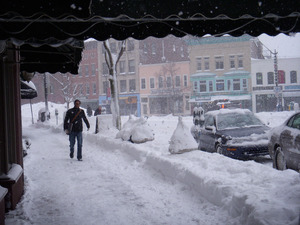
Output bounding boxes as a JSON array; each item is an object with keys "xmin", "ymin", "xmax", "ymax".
[
  {"xmin": 64, "ymin": 99, "xmax": 90, "ymax": 161},
  {"xmin": 94, "ymin": 105, "xmax": 102, "ymax": 116},
  {"xmin": 87, "ymin": 105, "xmax": 92, "ymax": 117}
]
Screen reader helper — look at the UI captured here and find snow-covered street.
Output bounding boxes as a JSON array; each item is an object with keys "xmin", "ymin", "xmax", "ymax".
[{"xmin": 5, "ymin": 103, "xmax": 300, "ymax": 225}]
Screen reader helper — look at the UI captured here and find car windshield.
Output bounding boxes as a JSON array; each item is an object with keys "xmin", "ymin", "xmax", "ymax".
[{"xmin": 216, "ymin": 112, "xmax": 264, "ymax": 130}]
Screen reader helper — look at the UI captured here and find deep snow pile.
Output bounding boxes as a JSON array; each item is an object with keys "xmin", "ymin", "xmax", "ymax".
[
  {"xmin": 7, "ymin": 102, "xmax": 300, "ymax": 225},
  {"xmin": 169, "ymin": 116, "xmax": 198, "ymax": 154},
  {"xmin": 116, "ymin": 115, "xmax": 154, "ymax": 143}
]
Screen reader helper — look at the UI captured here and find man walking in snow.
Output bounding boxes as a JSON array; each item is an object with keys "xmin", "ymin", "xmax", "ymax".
[{"xmin": 64, "ymin": 99, "xmax": 90, "ymax": 161}]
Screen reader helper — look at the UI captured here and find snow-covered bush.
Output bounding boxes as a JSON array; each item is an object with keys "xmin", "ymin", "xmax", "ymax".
[
  {"xmin": 169, "ymin": 116, "xmax": 198, "ymax": 154},
  {"xmin": 116, "ymin": 115, "xmax": 154, "ymax": 143}
]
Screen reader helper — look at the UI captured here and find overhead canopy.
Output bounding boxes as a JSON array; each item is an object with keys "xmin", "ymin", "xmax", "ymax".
[
  {"xmin": 1, "ymin": 0, "xmax": 300, "ymax": 73},
  {"xmin": 19, "ymin": 39, "xmax": 83, "ymax": 74}
]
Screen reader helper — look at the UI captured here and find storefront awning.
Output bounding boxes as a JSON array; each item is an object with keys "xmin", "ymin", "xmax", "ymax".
[{"xmin": 190, "ymin": 94, "xmax": 251, "ymax": 103}]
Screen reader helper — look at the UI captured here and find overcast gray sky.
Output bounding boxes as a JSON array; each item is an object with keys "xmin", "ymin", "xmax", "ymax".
[{"xmin": 258, "ymin": 33, "xmax": 300, "ymax": 58}]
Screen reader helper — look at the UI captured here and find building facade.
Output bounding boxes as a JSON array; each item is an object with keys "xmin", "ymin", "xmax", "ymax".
[
  {"xmin": 76, "ymin": 40, "xmax": 100, "ymax": 110},
  {"xmin": 187, "ymin": 35, "xmax": 263, "ymax": 111},
  {"xmin": 139, "ymin": 35, "xmax": 191, "ymax": 116},
  {"xmin": 251, "ymin": 57, "xmax": 300, "ymax": 113}
]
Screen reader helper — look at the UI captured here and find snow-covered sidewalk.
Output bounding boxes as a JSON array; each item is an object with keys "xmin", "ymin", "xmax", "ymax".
[{"xmin": 6, "ymin": 125, "xmax": 231, "ymax": 225}]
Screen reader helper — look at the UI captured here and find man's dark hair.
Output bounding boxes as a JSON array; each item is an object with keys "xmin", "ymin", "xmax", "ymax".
[{"xmin": 74, "ymin": 99, "xmax": 81, "ymax": 105}]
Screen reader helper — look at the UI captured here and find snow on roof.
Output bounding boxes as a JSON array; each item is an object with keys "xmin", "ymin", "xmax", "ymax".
[{"xmin": 223, "ymin": 70, "xmax": 250, "ymax": 76}]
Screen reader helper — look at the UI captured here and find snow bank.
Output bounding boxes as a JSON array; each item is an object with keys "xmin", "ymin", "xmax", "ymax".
[
  {"xmin": 169, "ymin": 116, "xmax": 198, "ymax": 154},
  {"xmin": 116, "ymin": 115, "xmax": 154, "ymax": 143}
]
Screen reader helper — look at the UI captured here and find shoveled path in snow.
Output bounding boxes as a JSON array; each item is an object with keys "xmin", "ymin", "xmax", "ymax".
[{"xmin": 6, "ymin": 126, "xmax": 232, "ymax": 225}]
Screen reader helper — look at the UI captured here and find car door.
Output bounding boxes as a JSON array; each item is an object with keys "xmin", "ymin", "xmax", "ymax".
[
  {"xmin": 199, "ymin": 114, "xmax": 216, "ymax": 152},
  {"xmin": 280, "ymin": 113, "xmax": 300, "ymax": 170},
  {"xmin": 281, "ymin": 113, "xmax": 300, "ymax": 170}
]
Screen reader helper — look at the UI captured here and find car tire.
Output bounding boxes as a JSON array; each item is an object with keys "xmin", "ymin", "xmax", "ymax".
[
  {"xmin": 274, "ymin": 146, "xmax": 287, "ymax": 170},
  {"xmin": 216, "ymin": 144, "xmax": 223, "ymax": 155}
]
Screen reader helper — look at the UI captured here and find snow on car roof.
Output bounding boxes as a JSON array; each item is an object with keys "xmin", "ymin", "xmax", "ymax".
[{"xmin": 205, "ymin": 108, "xmax": 252, "ymax": 116}]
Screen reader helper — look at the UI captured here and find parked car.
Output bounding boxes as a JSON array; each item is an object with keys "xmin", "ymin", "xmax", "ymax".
[
  {"xmin": 268, "ymin": 112, "xmax": 300, "ymax": 171},
  {"xmin": 198, "ymin": 108, "xmax": 270, "ymax": 160}
]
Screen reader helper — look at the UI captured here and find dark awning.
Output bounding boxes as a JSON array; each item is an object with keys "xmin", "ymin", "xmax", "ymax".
[
  {"xmin": 1, "ymin": 0, "xmax": 299, "ymax": 41},
  {"xmin": 1, "ymin": 0, "xmax": 299, "ymax": 73},
  {"xmin": 19, "ymin": 39, "xmax": 83, "ymax": 74}
]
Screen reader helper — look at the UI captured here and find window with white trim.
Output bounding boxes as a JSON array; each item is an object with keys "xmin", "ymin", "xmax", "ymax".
[
  {"xmin": 256, "ymin": 72, "xmax": 263, "ymax": 85},
  {"xmin": 199, "ymin": 80, "xmax": 206, "ymax": 92},
  {"xmin": 238, "ymin": 55, "xmax": 243, "ymax": 68},
  {"xmin": 102, "ymin": 63, "xmax": 108, "ymax": 75},
  {"xmin": 229, "ymin": 55, "xmax": 235, "ymax": 69},
  {"xmin": 91, "ymin": 64, "xmax": 95, "ymax": 76},
  {"xmin": 120, "ymin": 80, "xmax": 127, "ymax": 93},
  {"xmin": 129, "ymin": 79, "xmax": 136, "ymax": 92},
  {"xmin": 204, "ymin": 57, "xmax": 210, "ymax": 70},
  {"xmin": 196, "ymin": 57, "xmax": 202, "ymax": 71},
  {"xmin": 141, "ymin": 78, "xmax": 146, "ymax": 89},
  {"xmin": 216, "ymin": 79, "xmax": 224, "ymax": 91},
  {"xmin": 119, "ymin": 61, "xmax": 125, "ymax": 74},
  {"xmin": 290, "ymin": 71, "xmax": 297, "ymax": 83},
  {"xmin": 150, "ymin": 78, "xmax": 155, "ymax": 89},
  {"xmin": 128, "ymin": 60, "xmax": 135, "ymax": 73},
  {"xmin": 233, "ymin": 79, "xmax": 240, "ymax": 91},
  {"xmin": 215, "ymin": 56, "xmax": 224, "ymax": 70}
]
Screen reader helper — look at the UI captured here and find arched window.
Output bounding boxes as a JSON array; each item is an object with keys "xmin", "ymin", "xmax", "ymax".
[{"xmin": 290, "ymin": 71, "xmax": 297, "ymax": 83}]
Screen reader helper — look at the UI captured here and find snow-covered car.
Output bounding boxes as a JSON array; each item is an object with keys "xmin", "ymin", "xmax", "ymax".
[
  {"xmin": 268, "ymin": 112, "xmax": 300, "ymax": 171},
  {"xmin": 198, "ymin": 108, "xmax": 270, "ymax": 160}
]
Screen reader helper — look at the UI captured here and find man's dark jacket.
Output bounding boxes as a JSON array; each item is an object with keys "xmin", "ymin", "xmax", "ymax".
[{"xmin": 64, "ymin": 107, "xmax": 90, "ymax": 132}]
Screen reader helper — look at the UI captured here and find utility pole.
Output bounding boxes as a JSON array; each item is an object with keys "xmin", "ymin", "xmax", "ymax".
[
  {"xmin": 43, "ymin": 73, "xmax": 49, "ymax": 118},
  {"xmin": 273, "ymin": 50, "xmax": 282, "ymax": 111},
  {"xmin": 260, "ymin": 39, "xmax": 283, "ymax": 111}
]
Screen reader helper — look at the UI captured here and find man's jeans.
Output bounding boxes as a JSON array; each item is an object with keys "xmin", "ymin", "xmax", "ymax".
[{"xmin": 69, "ymin": 131, "xmax": 83, "ymax": 159}]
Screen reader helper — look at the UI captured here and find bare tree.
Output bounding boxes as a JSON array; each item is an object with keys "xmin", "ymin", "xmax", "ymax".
[
  {"xmin": 103, "ymin": 40, "xmax": 126, "ymax": 130},
  {"xmin": 49, "ymin": 73, "xmax": 79, "ymax": 109}
]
